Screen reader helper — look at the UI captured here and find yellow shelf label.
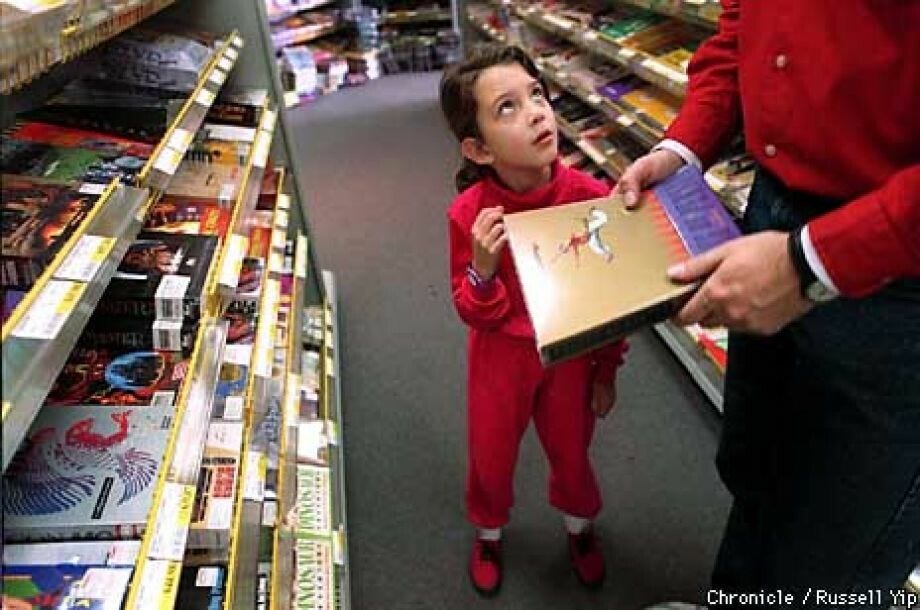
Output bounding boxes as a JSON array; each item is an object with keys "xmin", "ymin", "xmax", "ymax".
[
  {"xmin": 196, "ymin": 88, "xmax": 216, "ymax": 107},
  {"xmin": 148, "ymin": 483, "xmax": 195, "ymax": 561},
  {"xmin": 53, "ymin": 235, "xmax": 116, "ymax": 282},
  {"xmin": 226, "ymin": 47, "xmax": 239, "ymax": 62},
  {"xmin": 78, "ymin": 182, "xmax": 107, "ymax": 195},
  {"xmin": 262, "ymin": 109, "xmax": 278, "ymax": 133},
  {"xmin": 276, "ymin": 193, "xmax": 291, "ymax": 210},
  {"xmin": 208, "ymin": 68, "xmax": 227, "ymax": 87},
  {"xmin": 153, "ymin": 147, "xmax": 183, "ymax": 176},
  {"xmin": 13, "ymin": 280, "xmax": 86, "ymax": 340},
  {"xmin": 218, "ymin": 56, "xmax": 233, "ymax": 72},
  {"xmin": 583, "ymin": 30, "xmax": 598, "ymax": 41},
  {"xmin": 271, "ymin": 227, "xmax": 286, "ymax": 251},
  {"xmin": 275, "ymin": 210, "xmax": 289, "ymax": 230},
  {"xmin": 166, "ymin": 128, "xmax": 193, "ymax": 153},
  {"xmin": 252, "ymin": 134, "xmax": 271, "ymax": 169},
  {"xmin": 294, "ymin": 237, "xmax": 308, "ymax": 280},
  {"xmin": 269, "ymin": 250, "xmax": 284, "ymax": 274},
  {"xmin": 219, "ymin": 234, "xmax": 248, "ymax": 288}
]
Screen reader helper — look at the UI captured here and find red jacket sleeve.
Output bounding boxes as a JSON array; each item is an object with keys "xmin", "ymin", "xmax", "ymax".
[
  {"xmin": 809, "ymin": 164, "xmax": 920, "ymax": 298},
  {"xmin": 664, "ymin": 0, "xmax": 742, "ymax": 168},
  {"xmin": 449, "ymin": 216, "xmax": 511, "ymax": 330}
]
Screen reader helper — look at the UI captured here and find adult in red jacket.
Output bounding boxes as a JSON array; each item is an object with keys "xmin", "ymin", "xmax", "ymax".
[{"xmin": 616, "ymin": 0, "xmax": 919, "ymax": 601}]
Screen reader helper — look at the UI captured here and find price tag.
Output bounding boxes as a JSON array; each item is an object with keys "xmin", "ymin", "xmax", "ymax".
[
  {"xmin": 269, "ymin": 250, "xmax": 284, "ymax": 274},
  {"xmin": 294, "ymin": 236, "xmax": 308, "ymax": 280},
  {"xmin": 276, "ymin": 193, "xmax": 291, "ymax": 210},
  {"xmin": 53, "ymin": 235, "xmax": 116, "ymax": 282},
  {"xmin": 252, "ymin": 135, "xmax": 271, "ymax": 169},
  {"xmin": 223, "ymin": 395, "xmax": 245, "ymax": 420},
  {"xmin": 542, "ymin": 14, "xmax": 572, "ymax": 30},
  {"xmin": 616, "ymin": 114, "xmax": 636, "ymax": 128},
  {"xmin": 262, "ymin": 499, "xmax": 278, "ymax": 526},
  {"xmin": 232, "ymin": 34, "xmax": 244, "ymax": 47},
  {"xmin": 218, "ymin": 56, "xmax": 233, "ymax": 72},
  {"xmin": 275, "ymin": 210, "xmax": 289, "ymax": 230},
  {"xmin": 130, "ymin": 560, "xmax": 180, "ymax": 610},
  {"xmin": 333, "ymin": 529, "xmax": 346, "ymax": 566},
  {"xmin": 148, "ymin": 483, "xmax": 194, "ymax": 561},
  {"xmin": 587, "ymin": 93, "xmax": 602, "ymax": 105},
  {"xmin": 13, "ymin": 280, "xmax": 86, "ymax": 340},
  {"xmin": 583, "ymin": 30, "xmax": 598, "ymax": 41},
  {"xmin": 195, "ymin": 88, "xmax": 216, "ymax": 107},
  {"xmin": 325, "ymin": 420, "xmax": 338, "ymax": 446},
  {"xmin": 208, "ymin": 68, "xmax": 226, "ymax": 87},
  {"xmin": 271, "ymin": 227, "xmax": 286, "ymax": 251},
  {"xmin": 226, "ymin": 47, "xmax": 239, "ymax": 62},
  {"xmin": 262, "ymin": 109, "xmax": 278, "ymax": 133},
  {"xmin": 79, "ymin": 182, "xmax": 107, "ymax": 195},
  {"xmin": 219, "ymin": 234, "xmax": 248, "ymax": 289},
  {"xmin": 286, "ymin": 373, "xmax": 302, "ymax": 420},
  {"xmin": 284, "ymin": 90, "xmax": 300, "ymax": 108},
  {"xmin": 243, "ymin": 450, "xmax": 267, "ymax": 501},
  {"xmin": 166, "ymin": 128, "xmax": 193, "ymax": 153},
  {"xmin": 619, "ymin": 47, "xmax": 637, "ymax": 60},
  {"xmin": 196, "ymin": 567, "xmax": 221, "ymax": 588},
  {"xmin": 153, "ymin": 148, "xmax": 182, "ymax": 176}
]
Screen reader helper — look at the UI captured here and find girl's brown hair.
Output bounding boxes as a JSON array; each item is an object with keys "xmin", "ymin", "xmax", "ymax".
[{"xmin": 439, "ymin": 44, "xmax": 546, "ymax": 193}]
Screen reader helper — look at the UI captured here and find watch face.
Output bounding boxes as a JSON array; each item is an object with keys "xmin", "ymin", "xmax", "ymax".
[{"xmin": 806, "ymin": 280, "xmax": 837, "ymax": 303}]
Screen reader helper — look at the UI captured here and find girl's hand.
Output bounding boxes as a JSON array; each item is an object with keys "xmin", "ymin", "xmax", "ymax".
[
  {"xmin": 614, "ymin": 149, "xmax": 684, "ymax": 208},
  {"xmin": 471, "ymin": 206, "xmax": 507, "ymax": 279},
  {"xmin": 591, "ymin": 378, "xmax": 617, "ymax": 418}
]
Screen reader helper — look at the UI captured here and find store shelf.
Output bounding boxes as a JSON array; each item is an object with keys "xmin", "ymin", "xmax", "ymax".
[
  {"xmin": 122, "ymin": 319, "xmax": 229, "ymax": 610},
  {"xmin": 224, "ymin": 190, "xmax": 290, "ymax": 610},
  {"xmin": 536, "ymin": 59, "xmax": 662, "ymax": 148},
  {"xmin": 270, "ymin": 233, "xmax": 308, "ymax": 610},
  {"xmin": 273, "ymin": 23, "xmax": 347, "ymax": 51},
  {"xmin": 653, "ymin": 320, "xmax": 724, "ymax": 412},
  {"xmin": 211, "ymin": 99, "xmax": 279, "ymax": 304},
  {"xmin": 267, "ymin": 0, "xmax": 339, "ymax": 23},
  {"xmin": 510, "ymin": 4, "xmax": 688, "ymax": 98},
  {"xmin": 139, "ymin": 32, "xmax": 245, "ymax": 191},
  {"xmin": 614, "ymin": 0, "xmax": 720, "ymax": 30},
  {"xmin": 466, "ymin": 12, "xmax": 508, "ymax": 43},
  {"xmin": 383, "ymin": 8, "xmax": 453, "ymax": 25},
  {"xmin": 321, "ymin": 269, "xmax": 352, "ymax": 610},
  {"xmin": 1, "ymin": 180, "xmax": 149, "ymax": 471},
  {"xmin": 1, "ymin": 0, "xmax": 176, "ymax": 94}
]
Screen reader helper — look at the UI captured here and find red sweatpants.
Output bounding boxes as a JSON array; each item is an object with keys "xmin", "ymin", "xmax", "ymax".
[{"xmin": 466, "ymin": 329, "xmax": 602, "ymax": 529}]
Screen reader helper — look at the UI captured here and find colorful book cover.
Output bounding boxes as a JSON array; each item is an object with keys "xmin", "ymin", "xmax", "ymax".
[
  {"xmin": 620, "ymin": 86, "xmax": 680, "ymax": 130},
  {"xmin": 144, "ymin": 198, "xmax": 232, "ymax": 239},
  {"xmin": 44, "ymin": 347, "xmax": 189, "ymax": 407},
  {"xmin": 2, "ymin": 288, "xmax": 27, "ymax": 323},
  {"xmin": 1, "ymin": 176, "xmax": 98, "ymax": 289},
  {"xmin": 165, "ymin": 162, "xmax": 243, "ymax": 203},
  {"xmin": 2, "ymin": 404, "xmax": 174, "ymax": 542},
  {"xmin": 96, "ymin": 232, "xmax": 219, "ymax": 321},
  {"xmin": 188, "ymin": 422, "xmax": 242, "ymax": 550},
  {"xmin": 7, "ymin": 121, "xmax": 154, "ymax": 161},
  {"xmin": 3, "ymin": 540, "xmax": 142, "ymax": 567},
  {"xmin": 503, "ymin": 165, "xmax": 740, "ymax": 364},
  {"xmin": 1, "ymin": 138, "xmax": 147, "ymax": 185},
  {"xmin": 212, "ymin": 361, "xmax": 249, "ymax": 420},
  {"xmin": 2, "ymin": 564, "xmax": 132, "ymax": 610}
]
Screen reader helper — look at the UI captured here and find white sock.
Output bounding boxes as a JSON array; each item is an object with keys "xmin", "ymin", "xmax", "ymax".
[
  {"xmin": 477, "ymin": 527, "xmax": 502, "ymax": 541},
  {"xmin": 563, "ymin": 513, "xmax": 590, "ymax": 535}
]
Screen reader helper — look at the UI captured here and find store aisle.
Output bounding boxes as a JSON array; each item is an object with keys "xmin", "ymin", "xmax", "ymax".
[{"xmin": 287, "ymin": 72, "xmax": 731, "ymax": 609}]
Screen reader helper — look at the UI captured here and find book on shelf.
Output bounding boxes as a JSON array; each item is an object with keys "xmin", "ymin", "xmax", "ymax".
[
  {"xmin": 1, "ymin": 176, "xmax": 100, "ymax": 289},
  {"xmin": 1, "ymin": 564, "xmax": 133, "ymax": 610},
  {"xmin": 2, "ymin": 404, "xmax": 175, "ymax": 542},
  {"xmin": 1, "ymin": 138, "xmax": 147, "ymax": 186},
  {"xmin": 502, "ymin": 165, "xmax": 740, "ymax": 365},
  {"xmin": 144, "ymin": 198, "xmax": 233, "ymax": 239},
  {"xmin": 96, "ymin": 232, "xmax": 220, "ymax": 322},
  {"xmin": 207, "ymin": 88, "xmax": 269, "ymax": 128},
  {"xmin": 212, "ymin": 361, "xmax": 249, "ymax": 421},
  {"xmin": 175, "ymin": 565, "xmax": 228, "ymax": 610},
  {"xmin": 44, "ymin": 346, "xmax": 190, "ymax": 408},
  {"xmin": 78, "ymin": 315, "xmax": 200, "ymax": 354},
  {"xmin": 188, "ymin": 421, "xmax": 243, "ymax": 550},
  {"xmin": 165, "ymin": 161, "xmax": 244, "ymax": 204}
]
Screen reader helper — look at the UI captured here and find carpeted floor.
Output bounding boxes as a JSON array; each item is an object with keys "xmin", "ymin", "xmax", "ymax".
[{"xmin": 286, "ymin": 71, "xmax": 730, "ymax": 609}]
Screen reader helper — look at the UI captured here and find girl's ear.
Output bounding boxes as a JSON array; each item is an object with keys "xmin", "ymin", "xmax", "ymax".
[{"xmin": 460, "ymin": 136, "xmax": 494, "ymax": 166}]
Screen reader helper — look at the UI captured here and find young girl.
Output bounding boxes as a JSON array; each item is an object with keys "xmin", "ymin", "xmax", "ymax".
[{"xmin": 440, "ymin": 44, "xmax": 628, "ymax": 595}]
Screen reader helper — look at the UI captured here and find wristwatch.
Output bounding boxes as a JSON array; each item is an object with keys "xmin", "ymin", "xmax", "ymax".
[{"xmin": 788, "ymin": 228, "xmax": 836, "ymax": 303}]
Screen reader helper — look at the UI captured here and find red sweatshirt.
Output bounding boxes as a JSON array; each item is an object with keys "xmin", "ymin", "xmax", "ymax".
[
  {"xmin": 448, "ymin": 160, "xmax": 626, "ymax": 382},
  {"xmin": 665, "ymin": 0, "xmax": 920, "ymax": 297}
]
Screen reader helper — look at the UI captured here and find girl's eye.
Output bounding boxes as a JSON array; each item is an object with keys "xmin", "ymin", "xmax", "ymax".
[
  {"xmin": 498, "ymin": 100, "xmax": 515, "ymax": 115},
  {"xmin": 531, "ymin": 87, "xmax": 545, "ymax": 100}
]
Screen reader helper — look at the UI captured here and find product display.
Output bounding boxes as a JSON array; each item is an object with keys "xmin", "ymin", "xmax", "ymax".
[
  {"xmin": 503, "ymin": 166, "xmax": 739, "ymax": 364},
  {"xmin": 175, "ymin": 565, "xmax": 227, "ymax": 610},
  {"xmin": 1, "ymin": 176, "xmax": 100, "ymax": 289},
  {"xmin": 3, "ymin": 404, "xmax": 174, "ymax": 542}
]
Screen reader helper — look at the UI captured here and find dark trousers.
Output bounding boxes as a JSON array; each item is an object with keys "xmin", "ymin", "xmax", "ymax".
[{"xmin": 710, "ymin": 169, "xmax": 920, "ymax": 607}]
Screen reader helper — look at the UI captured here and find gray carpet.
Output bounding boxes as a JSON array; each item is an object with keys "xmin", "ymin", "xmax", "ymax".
[{"xmin": 286, "ymin": 72, "xmax": 731, "ymax": 609}]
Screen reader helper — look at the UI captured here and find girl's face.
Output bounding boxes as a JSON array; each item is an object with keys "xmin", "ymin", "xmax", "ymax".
[{"xmin": 468, "ymin": 62, "xmax": 557, "ymax": 179}]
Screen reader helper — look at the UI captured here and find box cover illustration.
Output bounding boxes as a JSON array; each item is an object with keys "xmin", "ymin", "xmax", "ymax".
[
  {"xmin": 78, "ymin": 314, "xmax": 199, "ymax": 353},
  {"xmin": 44, "ymin": 347, "xmax": 189, "ymax": 407},
  {"xmin": 1, "ymin": 564, "xmax": 132, "ymax": 610},
  {"xmin": 144, "ymin": 198, "xmax": 232, "ymax": 239},
  {"xmin": 503, "ymin": 165, "xmax": 740, "ymax": 365},
  {"xmin": 1, "ymin": 176, "xmax": 98, "ymax": 288},
  {"xmin": 2, "ymin": 404, "xmax": 174, "ymax": 542},
  {"xmin": 1, "ymin": 136, "xmax": 148, "ymax": 186},
  {"xmin": 96, "ymin": 232, "xmax": 219, "ymax": 321}
]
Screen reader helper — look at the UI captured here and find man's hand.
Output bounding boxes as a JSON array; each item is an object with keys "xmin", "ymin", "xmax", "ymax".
[
  {"xmin": 591, "ymin": 378, "xmax": 617, "ymax": 418},
  {"xmin": 668, "ymin": 231, "xmax": 815, "ymax": 335},
  {"xmin": 471, "ymin": 206, "xmax": 507, "ymax": 279},
  {"xmin": 614, "ymin": 149, "xmax": 684, "ymax": 208}
]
